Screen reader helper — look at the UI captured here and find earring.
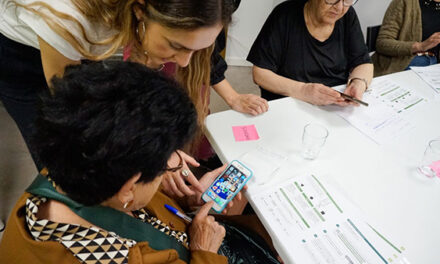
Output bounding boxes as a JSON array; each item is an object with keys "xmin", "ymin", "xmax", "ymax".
[
  {"xmin": 136, "ymin": 21, "xmax": 147, "ymax": 41},
  {"xmin": 123, "ymin": 200, "xmax": 133, "ymax": 209}
]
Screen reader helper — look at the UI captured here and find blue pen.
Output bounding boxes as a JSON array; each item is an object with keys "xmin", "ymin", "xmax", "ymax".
[{"xmin": 164, "ymin": 204, "xmax": 193, "ymax": 223}]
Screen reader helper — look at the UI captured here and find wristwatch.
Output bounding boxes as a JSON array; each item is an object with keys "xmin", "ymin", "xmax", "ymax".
[{"xmin": 347, "ymin": 77, "xmax": 369, "ymax": 91}]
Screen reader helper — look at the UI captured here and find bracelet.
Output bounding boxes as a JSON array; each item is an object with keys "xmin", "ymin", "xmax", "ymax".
[
  {"xmin": 347, "ymin": 77, "xmax": 369, "ymax": 92},
  {"xmin": 416, "ymin": 51, "xmax": 435, "ymax": 57}
]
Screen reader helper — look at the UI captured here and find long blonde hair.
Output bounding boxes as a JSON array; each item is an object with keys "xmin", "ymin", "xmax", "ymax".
[{"xmin": 14, "ymin": 0, "xmax": 235, "ymax": 153}]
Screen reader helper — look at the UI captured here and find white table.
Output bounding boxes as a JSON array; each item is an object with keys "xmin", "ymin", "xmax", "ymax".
[{"xmin": 205, "ymin": 70, "xmax": 440, "ymax": 264}]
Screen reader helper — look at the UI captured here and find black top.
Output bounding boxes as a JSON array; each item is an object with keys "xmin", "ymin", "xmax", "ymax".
[
  {"xmin": 211, "ymin": 30, "xmax": 228, "ymax": 85},
  {"xmin": 247, "ymin": 0, "xmax": 371, "ymax": 101},
  {"xmin": 210, "ymin": 0, "xmax": 242, "ymax": 86},
  {"xmin": 419, "ymin": 0, "xmax": 440, "ymax": 60}
]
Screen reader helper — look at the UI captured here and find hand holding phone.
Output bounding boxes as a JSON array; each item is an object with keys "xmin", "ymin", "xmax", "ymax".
[
  {"xmin": 202, "ymin": 160, "xmax": 253, "ymax": 213},
  {"xmin": 338, "ymin": 91, "xmax": 369, "ymax": 107}
]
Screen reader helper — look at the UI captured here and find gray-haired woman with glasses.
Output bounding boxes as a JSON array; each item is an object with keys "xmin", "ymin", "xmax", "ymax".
[
  {"xmin": 326, "ymin": 0, "xmax": 359, "ymax": 6},
  {"xmin": 248, "ymin": 0, "xmax": 373, "ymax": 106}
]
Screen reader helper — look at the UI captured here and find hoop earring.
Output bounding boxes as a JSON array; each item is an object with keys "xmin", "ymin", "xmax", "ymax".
[
  {"xmin": 140, "ymin": 22, "xmax": 149, "ymax": 57},
  {"xmin": 136, "ymin": 21, "xmax": 147, "ymax": 42}
]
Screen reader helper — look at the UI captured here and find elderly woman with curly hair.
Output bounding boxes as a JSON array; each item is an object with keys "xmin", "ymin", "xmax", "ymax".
[{"xmin": 0, "ymin": 61, "xmax": 280, "ymax": 264}]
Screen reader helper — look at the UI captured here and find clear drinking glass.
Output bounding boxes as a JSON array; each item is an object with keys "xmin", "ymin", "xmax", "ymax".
[
  {"xmin": 302, "ymin": 123, "xmax": 329, "ymax": 160},
  {"xmin": 418, "ymin": 140, "xmax": 440, "ymax": 178}
]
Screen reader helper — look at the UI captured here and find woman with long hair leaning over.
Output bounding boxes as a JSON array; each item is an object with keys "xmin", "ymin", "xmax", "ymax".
[{"xmin": 0, "ymin": 0, "xmax": 267, "ymax": 198}]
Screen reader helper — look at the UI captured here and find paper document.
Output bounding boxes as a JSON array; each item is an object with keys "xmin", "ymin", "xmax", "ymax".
[
  {"xmin": 334, "ymin": 95, "xmax": 413, "ymax": 145},
  {"xmin": 368, "ymin": 79, "xmax": 427, "ymax": 114},
  {"xmin": 250, "ymin": 174, "xmax": 410, "ymax": 264},
  {"xmin": 329, "ymin": 79, "xmax": 427, "ymax": 144},
  {"xmin": 411, "ymin": 64, "xmax": 440, "ymax": 93},
  {"xmin": 239, "ymin": 145, "xmax": 288, "ymax": 186}
]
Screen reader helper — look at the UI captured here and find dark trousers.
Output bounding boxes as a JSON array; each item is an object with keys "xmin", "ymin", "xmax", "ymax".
[{"xmin": 0, "ymin": 33, "xmax": 46, "ymax": 169}]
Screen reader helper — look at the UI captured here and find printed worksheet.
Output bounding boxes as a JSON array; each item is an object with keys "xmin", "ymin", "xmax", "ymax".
[
  {"xmin": 251, "ymin": 174, "xmax": 410, "ymax": 264},
  {"xmin": 335, "ymin": 95, "xmax": 414, "ymax": 145},
  {"xmin": 329, "ymin": 78, "xmax": 427, "ymax": 144},
  {"xmin": 411, "ymin": 64, "xmax": 440, "ymax": 93},
  {"xmin": 368, "ymin": 79, "xmax": 427, "ymax": 114}
]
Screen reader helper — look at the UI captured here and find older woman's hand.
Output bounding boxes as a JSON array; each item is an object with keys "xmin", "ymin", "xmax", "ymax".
[
  {"xmin": 189, "ymin": 201, "xmax": 226, "ymax": 253},
  {"xmin": 343, "ymin": 79, "xmax": 368, "ymax": 106},
  {"xmin": 187, "ymin": 164, "xmax": 248, "ymax": 214},
  {"xmin": 299, "ymin": 83, "xmax": 345, "ymax": 106},
  {"xmin": 162, "ymin": 150, "xmax": 204, "ymax": 197}
]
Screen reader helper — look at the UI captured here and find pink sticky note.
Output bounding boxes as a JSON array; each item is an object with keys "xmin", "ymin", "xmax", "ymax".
[
  {"xmin": 429, "ymin": 160, "xmax": 440, "ymax": 178},
  {"xmin": 232, "ymin": 125, "xmax": 260, "ymax": 142}
]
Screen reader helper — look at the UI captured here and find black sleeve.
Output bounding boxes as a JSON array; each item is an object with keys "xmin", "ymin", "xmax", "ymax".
[
  {"xmin": 246, "ymin": 4, "xmax": 286, "ymax": 72},
  {"xmin": 344, "ymin": 7, "xmax": 372, "ymax": 71},
  {"xmin": 210, "ymin": 31, "xmax": 227, "ymax": 86},
  {"xmin": 233, "ymin": 0, "xmax": 241, "ymax": 11},
  {"xmin": 211, "ymin": 52, "xmax": 227, "ymax": 85}
]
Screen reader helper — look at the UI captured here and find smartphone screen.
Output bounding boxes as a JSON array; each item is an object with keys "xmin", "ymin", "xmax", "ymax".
[{"xmin": 202, "ymin": 160, "xmax": 252, "ymax": 212}]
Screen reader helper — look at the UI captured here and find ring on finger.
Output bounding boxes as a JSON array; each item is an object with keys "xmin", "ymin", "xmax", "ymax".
[{"xmin": 181, "ymin": 169, "xmax": 190, "ymax": 177}]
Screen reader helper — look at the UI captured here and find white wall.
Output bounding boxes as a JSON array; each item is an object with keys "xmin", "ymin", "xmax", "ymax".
[
  {"xmin": 354, "ymin": 0, "xmax": 392, "ymax": 39},
  {"xmin": 225, "ymin": 0, "xmax": 276, "ymax": 66},
  {"xmin": 225, "ymin": 0, "xmax": 392, "ymax": 66}
]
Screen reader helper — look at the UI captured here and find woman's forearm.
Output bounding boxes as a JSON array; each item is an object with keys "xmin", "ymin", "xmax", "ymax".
[
  {"xmin": 376, "ymin": 38, "xmax": 416, "ymax": 57},
  {"xmin": 252, "ymin": 66, "xmax": 305, "ymax": 98},
  {"xmin": 411, "ymin": 42, "xmax": 423, "ymax": 54},
  {"xmin": 349, "ymin": 63, "xmax": 374, "ymax": 88},
  {"xmin": 212, "ymin": 79, "xmax": 239, "ymax": 107}
]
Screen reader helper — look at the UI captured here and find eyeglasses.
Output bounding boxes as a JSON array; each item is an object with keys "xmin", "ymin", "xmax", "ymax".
[
  {"xmin": 325, "ymin": 0, "xmax": 358, "ymax": 7},
  {"xmin": 165, "ymin": 150, "xmax": 183, "ymax": 172}
]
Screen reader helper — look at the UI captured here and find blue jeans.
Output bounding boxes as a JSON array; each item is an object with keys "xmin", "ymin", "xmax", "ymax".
[{"xmin": 405, "ymin": 55, "xmax": 438, "ymax": 70}]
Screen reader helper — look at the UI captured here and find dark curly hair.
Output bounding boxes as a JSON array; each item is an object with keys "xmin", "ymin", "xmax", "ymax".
[{"xmin": 32, "ymin": 61, "xmax": 197, "ymax": 205}]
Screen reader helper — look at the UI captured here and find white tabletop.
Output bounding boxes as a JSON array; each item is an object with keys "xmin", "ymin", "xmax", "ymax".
[{"xmin": 205, "ymin": 70, "xmax": 440, "ymax": 264}]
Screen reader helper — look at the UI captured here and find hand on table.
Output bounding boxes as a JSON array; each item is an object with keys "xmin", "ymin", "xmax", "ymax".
[
  {"xmin": 189, "ymin": 201, "xmax": 225, "ymax": 253},
  {"xmin": 187, "ymin": 164, "xmax": 248, "ymax": 214},
  {"xmin": 229, "ymin": 93, "xmax": 269, "ymax": 116},
  {"xmin": 298, "ymin": 83, "xmax": 345, "ymax": 106},
  {"xmin": 161, "ymin": 150, "xmax": 204, "ymax": 197}
]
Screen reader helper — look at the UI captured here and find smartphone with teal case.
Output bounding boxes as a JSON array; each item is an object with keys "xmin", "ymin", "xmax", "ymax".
[{"xmin": 202, "ymin": 160, "xmax": 253, "ymax": 213}]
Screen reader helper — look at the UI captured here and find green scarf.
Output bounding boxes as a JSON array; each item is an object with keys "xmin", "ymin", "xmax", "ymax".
[{"xmin": 26, "ymin": 174, "xmax": 190, "ymax": 262}]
